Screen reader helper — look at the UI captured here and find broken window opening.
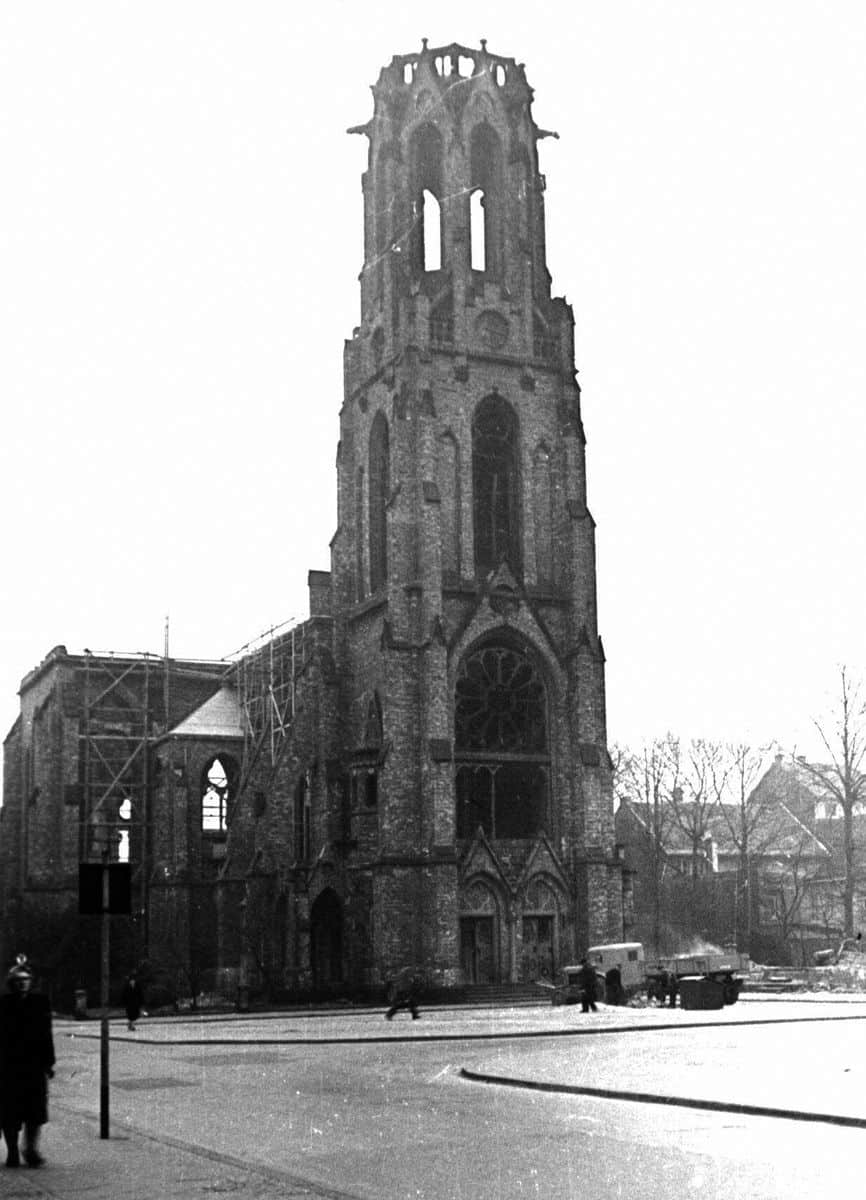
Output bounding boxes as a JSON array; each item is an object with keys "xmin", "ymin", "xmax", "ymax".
[
  {"xmin": 202, "ymin": 758, "xmax": 229, "ymax": 832},
  {"xmin": 470, "ymin": 124, "xmax": 503, "ymax": 277},
  {"xmin": 470, "ymin": 190, "xmax": 486, "ymax": 271},
  {"xmin": 422, "ymin": 189, "xmax": 442, "ymax": 271},
  {"xmin": 410, "ymin": 125, "xmax": 443, "ymax": 275},
  {"xmin": 117, "ymin": 796, "xmax": 132, "ymax": 863}
]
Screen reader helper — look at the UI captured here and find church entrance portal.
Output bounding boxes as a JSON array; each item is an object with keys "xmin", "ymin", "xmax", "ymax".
[
  {"xmin": 460, "ymin": 916, "xmax": 496, "ymax": 984},
  {"xmin": 310, "ymin": 888, "xmax": 343, "ymax": 990},
  {"xmin": 520, "ymin": 914, "xmax": 555, "ymax": 983}
]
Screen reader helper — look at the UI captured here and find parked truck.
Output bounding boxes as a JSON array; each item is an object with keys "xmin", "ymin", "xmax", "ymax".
[
  {"xmin": 545, "ymin": 944, "xmax": 749, "ymax": 1009},
  {"xmin": 548, "ymin": 943, "xmax": 645, "ymax": 1005},
  {"xmin": 646, "ymin": 950, "xmax": 749, "ymax": 1008}
]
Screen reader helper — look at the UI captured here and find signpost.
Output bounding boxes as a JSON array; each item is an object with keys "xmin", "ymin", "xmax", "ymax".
[{"xmin": 79, "ymin": 862, "xmax": 131, "ymax": 1139}]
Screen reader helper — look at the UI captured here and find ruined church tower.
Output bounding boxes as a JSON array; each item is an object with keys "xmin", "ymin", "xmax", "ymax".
[
  {"xmin": 330, "ymin": 41, "xmax": 625, "ymax": 986},
  {"xmin": 0, "ymin": 41, "xmax": 626, "ymax": 997}
]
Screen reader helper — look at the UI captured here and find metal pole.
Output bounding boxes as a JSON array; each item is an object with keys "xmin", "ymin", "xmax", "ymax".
[
  {"xmin": 100, "ymin": 864, "xmax": 110, "ymax": 1138},
  {"xmin": 141, "ymin": 659, "xmax": 149, "ymax": 956}
]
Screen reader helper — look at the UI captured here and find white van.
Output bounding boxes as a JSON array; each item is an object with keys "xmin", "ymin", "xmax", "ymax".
[{"xmin": 586, "ymin": 942, "xmax": 645, "ymax": 997}]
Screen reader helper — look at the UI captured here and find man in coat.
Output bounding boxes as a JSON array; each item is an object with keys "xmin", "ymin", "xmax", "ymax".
[
  {"xmin": 0, "ymin": 956, "xmax": 55, "ymax": 1168},
  {"xmin": 121, "ymin": 972, "xmax": 145, "ymax": 1031},
  {"xmin": 384, "ymin": 966, "xmax": 422, "ymax": 1020},
  {"xmin": 578, "ymin": 957, "xmax": 598, "ymax": 1013}
]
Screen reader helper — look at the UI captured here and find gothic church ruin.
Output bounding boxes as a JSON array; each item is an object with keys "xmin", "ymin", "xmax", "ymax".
[{"xmin": 1, "ymin": 42, "xmax": 628, "ymax": 1000}]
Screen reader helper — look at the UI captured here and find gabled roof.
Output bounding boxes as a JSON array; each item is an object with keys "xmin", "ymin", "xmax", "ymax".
[
  {"xmin": 618, "ymin": 796, "xmax": 831, "ymax": 863},
  {"xmin": 168, "ymin": 686, "xmax": 244, "ymax": 740}
]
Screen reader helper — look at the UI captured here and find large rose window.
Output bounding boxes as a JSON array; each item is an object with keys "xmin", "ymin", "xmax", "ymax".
[{"xmin": 455, "ymin": 643, "xmax": 549, "ymax": 839}]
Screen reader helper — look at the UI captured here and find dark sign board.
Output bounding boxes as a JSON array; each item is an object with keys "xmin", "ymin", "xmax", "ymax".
[{"xmin": 78, "ymin": 863, "xmax": 132, "ymax": 915}]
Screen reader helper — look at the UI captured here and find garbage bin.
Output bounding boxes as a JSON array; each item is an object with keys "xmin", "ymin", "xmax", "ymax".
[
  {"xmin": 74, "ymin": 989, "xmax": 88, "ymax": 1019},
  {"xmin": 678, "ymin": 977, "xmax": 725, "ymax": 1010}
]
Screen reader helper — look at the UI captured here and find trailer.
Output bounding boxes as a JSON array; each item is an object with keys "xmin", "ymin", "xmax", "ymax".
[{"xmin": 646, "ymin": 951, "xmax": 749, "ymax": 1008}]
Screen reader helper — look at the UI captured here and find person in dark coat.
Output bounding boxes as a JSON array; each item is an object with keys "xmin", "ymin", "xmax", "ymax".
[
  {"xmin": 605, "ymin": 965, "xmax": 624, "ymax": 1006},
  {"xmin": 384, "ymin": 967, "xmax": 421, "ymax": 1020},
  {"xmin": 0, "ymin": 956, "xmax": 55, "ymax": 1169},
  {"xmin": 121, "ymin": 973, "xmax": 144, "ymax": 1031},
  {"xmin": 578, "ymin": 958, "xmax": 598, "ymax": 1013}
]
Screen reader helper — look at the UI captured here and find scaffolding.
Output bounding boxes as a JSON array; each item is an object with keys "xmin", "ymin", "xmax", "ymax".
[
  {"xmin": 79, "ymin": 648, "xmax": 228, "ymax": 941},
  {"xmin": 226, "ymin": 619, "xmax": 310, "ymax": 820},
  {"xmin": 80, "ymin": 653, "xmax": 157, "ymax": 935}
]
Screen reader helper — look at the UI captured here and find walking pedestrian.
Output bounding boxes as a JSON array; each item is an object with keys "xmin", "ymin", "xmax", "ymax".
[
  {"xmin": 0, "ymin": 955, "xmax": 55, "ymax": 1169},
  {"xmin": 121, "ymin": 972, "xmax": 145, "ymax": 1031},
  {"xmin": 577, "ymin": 957, "xmax": 598, "ymax": 1013},
  {"xmin": 384, "ymin": 967, "xmax": 421, "ymax": 1020}
]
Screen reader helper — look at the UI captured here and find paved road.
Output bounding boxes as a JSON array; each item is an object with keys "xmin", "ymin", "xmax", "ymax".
[{"xmin": 17, "ymin": 996, "xmax": 866, "ymax": 1199}]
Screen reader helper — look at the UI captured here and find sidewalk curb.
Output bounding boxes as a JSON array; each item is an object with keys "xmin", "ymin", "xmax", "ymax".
[
  {"xmin": 62, "ymin": 1009, "xmax": 866, "ymax": 1047},
  {"xmin": 458, "ymin": 1066, "xmax": 866, "ymax": 1129}
]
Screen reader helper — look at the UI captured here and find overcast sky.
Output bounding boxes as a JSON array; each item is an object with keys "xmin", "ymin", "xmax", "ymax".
[{"xmin": 2, "ymin": 1, "xmax": 864, "ymax": 776}]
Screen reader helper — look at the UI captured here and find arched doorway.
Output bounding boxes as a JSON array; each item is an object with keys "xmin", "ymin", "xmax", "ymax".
[
  {"xmin": 459, "ymin": 878, "xmax": 501, "ymax": 984},
  {"xmin": 310, "ymin": 888, "xmax": 343, "ymax": 991},
  {"xmin": 520, "ymin": 877, "xmax": 562, "ymax": 983}
]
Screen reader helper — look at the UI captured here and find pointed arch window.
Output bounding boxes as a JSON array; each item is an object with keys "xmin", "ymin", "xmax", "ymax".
[
  {"xmin": 470, "ymin": 124, "xmax": 503, "ymax": 275},
  {"xmin": 532, "ymin": 445, "xmax": 554, "ymax": 584},
  {"xmin": 438, "ymin": 429, "xmax": 461, "ymax": 578},
  {"xmin": 202, "ymin": 757, "xmax": 230, "ymax": 832},
  {"xmin": 455, "ymin": 641, "xmax": 549, "ymax": 839},
  {"xmin": 410, "ymin": 124, "xmax": 444, "ymax": 275},
  {"xmin": 355, "ymin": 467, "xmax": 366, "ymax": 602},
  {"xmin": 369, "ymin": 412, "xmax": 390, "ymax": 592},
  {"xmin": 470, "ymin": 190, "xmax": 486, "ymax": 271},
  {"xmin": 472, "ymin": 395, "xmax": 521, "ymax": 576},
  {"xmin": 422, "ymin": 190, "xmax": 442, "ymax": 271},
  {"xmin": 294, "ymin": 772, "xmax": 311, "ymax": 862}
]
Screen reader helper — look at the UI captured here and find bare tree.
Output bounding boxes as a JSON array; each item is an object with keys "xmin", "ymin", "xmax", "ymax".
[
  {"xmin": 711, "ymin": 743, "xmax": 776, "ymax": 951},
  {"xmin": 801, "ymin": 667, "xmax": 866, "ymax": 936},
  {"xmin": 614, "ymin": 736, "xmax": 679, "ymax": 953},
  {"xmin": 761, "ymin": 827, "xmax": 826, "ymax": 966},
  {"xmin": 667, "ymin": 738, "xmax": 724, "ymax": 881}
]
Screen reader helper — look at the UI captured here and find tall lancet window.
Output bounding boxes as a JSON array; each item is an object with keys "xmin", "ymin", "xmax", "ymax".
[
  {"xmin": 369, "ymin": 411, "xmax": 390, "ymax": 592},
  {"xmin": 410, "ymin": 124, "xmax": 444, "ymax": 275},
  {"xmin": 469, "ymin": 123, "xmax": 503, "ymax": 275},
  {"xmin": 423, "ymin": 190, "xmax": 442, "ymax": 271},
  {"xmin": 472, "ymin": 395, "xmax": 520, "ymax": 576}
]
